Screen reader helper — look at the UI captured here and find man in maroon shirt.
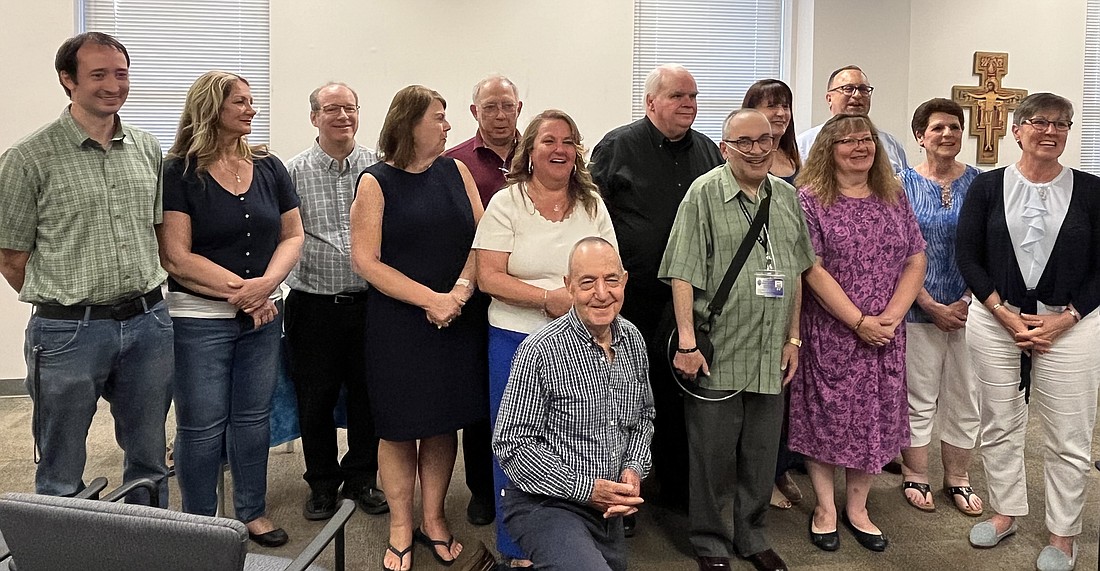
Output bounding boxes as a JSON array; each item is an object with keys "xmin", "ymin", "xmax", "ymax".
[
  {"xmin": 443, "ymin": 74, "xmax": 523, "ymax": 526},
  {"xmin": 445, "ymin": 75, "xmax": 523, "ymax": 207}
]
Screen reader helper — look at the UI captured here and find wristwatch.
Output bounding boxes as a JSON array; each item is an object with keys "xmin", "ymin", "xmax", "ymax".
[{"xmin": 787, "ymin": 337, "xmax": 802, "ymax": 347}]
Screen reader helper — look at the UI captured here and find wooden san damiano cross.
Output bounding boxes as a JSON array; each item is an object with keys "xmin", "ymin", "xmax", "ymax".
[{"xmin": 951, "ymin": 52, "xmax": 1027, "ymax": 165}]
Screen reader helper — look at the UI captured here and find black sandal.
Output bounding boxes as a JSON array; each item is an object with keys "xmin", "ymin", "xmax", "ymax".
[
  {"xmin": 414, "ymin": 526, "xmax": 457, "ymax": 566},
  {"xmin": 943, "ymin": 484, "xmax": 983, "ymax": 516},
  {"xmin": 902, "ymin": 481, "xmax": 935, "ymax": 512},
  {"xmin": 383, "ymin": 543, "xmax": 413, "ymax": 571}
]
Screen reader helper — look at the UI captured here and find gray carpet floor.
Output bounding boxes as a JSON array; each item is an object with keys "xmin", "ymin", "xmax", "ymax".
[{"xmin": 0, "ymin": 395, "xmax": 1096, "ymax": 570}]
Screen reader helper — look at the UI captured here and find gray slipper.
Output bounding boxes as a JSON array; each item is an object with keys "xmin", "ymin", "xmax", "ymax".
[
  {"xmin": 1036, "ymin": 542, "xmax": 1077, "ymax": 571},
  {"xmin": 968, "ymin": 520, "xmax": 1017, "ymax": 548}
]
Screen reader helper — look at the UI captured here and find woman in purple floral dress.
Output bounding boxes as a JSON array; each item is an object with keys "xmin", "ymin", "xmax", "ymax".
[{"xmin": 790, "ymin": 114, "xmax": 926, "ymax": 553}]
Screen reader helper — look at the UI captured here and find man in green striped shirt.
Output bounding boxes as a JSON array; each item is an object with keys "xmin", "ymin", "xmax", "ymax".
[
  {"xmin": 660, "ymin": 109, "xmax": 815, "ymax": 571},
  {"xmin": 0, "ymin": 32, "xmax": 173, "ymax": 506}
]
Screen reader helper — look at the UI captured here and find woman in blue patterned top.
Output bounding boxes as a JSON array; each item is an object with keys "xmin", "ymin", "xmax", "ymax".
[{"xmin": 898, "ymin": 98, "xmax": 983, "ymax": 517}]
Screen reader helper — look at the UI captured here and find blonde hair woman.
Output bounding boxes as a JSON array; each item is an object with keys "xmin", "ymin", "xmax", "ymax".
[{"xmin": 159, "ymin": 71, "xmax": 304, "ymax": 547}]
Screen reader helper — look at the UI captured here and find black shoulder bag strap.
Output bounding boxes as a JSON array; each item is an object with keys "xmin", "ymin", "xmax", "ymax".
[{"xmin": 700, "ymin": 178, "xmax": 773, "ymax": 332}]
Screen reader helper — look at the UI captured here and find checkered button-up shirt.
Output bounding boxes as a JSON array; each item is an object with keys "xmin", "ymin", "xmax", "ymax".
[
  {"xmin": 0, "ymin": 107, "xmax": 166, "ymax": 305},
  {"xmin": 493, "ymin": 309, "xmax": 655, "ymax": 504},
  {"xmin": 285, "ymin": 141, "xmax": 379, "ymax": 294}
]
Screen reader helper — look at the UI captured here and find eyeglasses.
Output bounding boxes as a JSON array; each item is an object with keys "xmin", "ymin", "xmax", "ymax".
[
  {"xmin": 834, "ymin": 135, "xmax": 876, "ymax": 148},
  {"xmin": 1023, "ymin": 118, "xmax": 1072, "ymax": 132},
  {"xmin": 722, "ymin": 135, "xmax": 776, "ymax": 154},
  {"xmin": 828, "ymin": 84, "xmax": 874, "ymax": 96},
  {"xmin": 479, "ymin": 102, "xmax": 519, "ymax": 116},
  {"xmin": 319, "ymin": 105, "xmax": 360, "ymax": 116}
]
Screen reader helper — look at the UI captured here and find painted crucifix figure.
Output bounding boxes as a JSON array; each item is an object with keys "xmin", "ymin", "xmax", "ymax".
[{"xmin": 952, "ymin": 52, "xmax": 1027, "ymax": 165}]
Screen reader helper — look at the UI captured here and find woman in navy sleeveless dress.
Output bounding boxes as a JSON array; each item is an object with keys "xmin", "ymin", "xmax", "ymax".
[{"xmin": 351, "ymin": 85, "xmax": 486, "ymax": 571}]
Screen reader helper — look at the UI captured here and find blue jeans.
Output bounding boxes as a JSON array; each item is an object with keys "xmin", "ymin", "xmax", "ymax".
[
  {"xmin": 489, "ymin": 326, "xmax": 529, "ymax": 560},
  {"xmin": 172, "ymin": 312, "xmax": 282, "ymax": 523},
  {"xmin": 24, "ymin": 300, "xmax": 174, "ymax": 506}
]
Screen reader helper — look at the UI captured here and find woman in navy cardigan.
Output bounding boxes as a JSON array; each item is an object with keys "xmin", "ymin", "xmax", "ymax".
[{"xmin": 956, "ymin": 92, "xmax": 1100, "ymax": 571}]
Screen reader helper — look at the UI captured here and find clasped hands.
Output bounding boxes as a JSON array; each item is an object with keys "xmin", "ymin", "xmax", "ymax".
[
  {"xmin": 227, "ymin": 277, "xmax": 278, "ymax": 328},
  {"xmin": 855, "ymin": 314, "xmax": 899, "ymax": 347},
  {"xmin": 996, "ymin": 309, "xmax": 1075, "ymax": 354},
  {"xmin": 589, "ymin": 468, "xmax": 643, "ymax": 519},
  {"xmin": 426, "ymin": 289, "xmax": 468, "ymax": 329}
]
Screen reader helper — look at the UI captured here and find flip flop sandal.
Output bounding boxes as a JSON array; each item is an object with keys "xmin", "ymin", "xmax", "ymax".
[
  {"xmin": 770, "ymin": 485, "xmax": 793, "ymax": 509},
  {"xmin": 902, "ymin": 481, "xmax": 936, "ymax": 512},
  {"xmin": 776, "ymin": 471, "xmax": 803, "ymax": 504},
  {"xmin": 383, "ymin": 542, "xmax": 413, "ymax": 571},
  {"xmin": 944, "ymin": 485, "xmax": 984, "ymax": 517},
  {"xmin": 414, "ymin": 527, "xmax": 458, "ymax": 566}
]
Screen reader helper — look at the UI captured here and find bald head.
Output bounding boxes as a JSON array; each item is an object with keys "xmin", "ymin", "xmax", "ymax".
[{"xmin": 565, "ymin": 237, "xmax": 627, "ymax": 335}]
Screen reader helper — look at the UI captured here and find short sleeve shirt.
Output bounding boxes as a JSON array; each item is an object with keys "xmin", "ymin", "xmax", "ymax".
[
  {"xmin": 659, "ymin": 166, "xmax": 816, "ymax": 393},
  {"xmin": 162, "ymin": 154, "xmax": 300, "ymax": 298},
  {"xmin": 0, "ymin": 107, "xmax": 166, "ymax": 305},
  {"xmin": 472, "ymin": 184, "xmax": 618, "ymax": 333}
]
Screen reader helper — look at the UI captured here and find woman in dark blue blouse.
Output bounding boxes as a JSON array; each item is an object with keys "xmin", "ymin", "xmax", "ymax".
[{"xmin": 159, "ymin": 71, "xmax": 303, "ymax": 548}]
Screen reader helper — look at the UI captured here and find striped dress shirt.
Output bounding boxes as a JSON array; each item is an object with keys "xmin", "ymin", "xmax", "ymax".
[
  {"xmin": 493, "ymin": 309, "xmax": 655, "ymax": 504},
  {"xmin": 285, "ymin": 141, "xmax": 379, "ymax": 294}
]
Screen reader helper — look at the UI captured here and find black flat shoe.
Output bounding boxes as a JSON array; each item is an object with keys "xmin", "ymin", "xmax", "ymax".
[
  {"xmin": 249, "ymin": 527, "xmax": 289, "ymax": 548},
  {"xmin": 841, "ymin": 511, "xmax": 887, "ymax": 552},
  {"xmin": 808, "ymin": 513, "xmax": 839, "ymax": 552}
]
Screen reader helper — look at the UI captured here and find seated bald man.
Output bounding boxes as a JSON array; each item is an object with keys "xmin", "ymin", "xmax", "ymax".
[{"xmin": 493, "ymin": 237, "xmax": 655, "ymax": 571}]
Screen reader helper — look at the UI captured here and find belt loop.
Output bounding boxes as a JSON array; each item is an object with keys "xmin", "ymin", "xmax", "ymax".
[
  {"xmin": 82, "ymin": 306, "xmax": 92, "ymax": 326},
  {"xmin": 140, "ymin": 293, "xmax": 150, "ymax": 314}
]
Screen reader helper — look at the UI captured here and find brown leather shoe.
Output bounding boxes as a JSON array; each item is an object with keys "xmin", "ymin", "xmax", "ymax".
[
  {"xmin": 745, "ymin": 548, "xmax": 788, "ymax": 571},
  {"xmin": 697, "ymin": 556, "xmax": 731, "ymax": 570}
]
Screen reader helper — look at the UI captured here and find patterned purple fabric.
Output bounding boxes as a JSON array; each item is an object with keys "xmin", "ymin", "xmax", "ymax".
[{"xmin": 788, "ymin": 188, "xmax": 926, "ymax": 473}]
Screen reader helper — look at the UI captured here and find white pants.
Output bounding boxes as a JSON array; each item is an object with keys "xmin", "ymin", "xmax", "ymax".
[
  {"xmin": 905, "ymin": 322, "xmax": 980, "ymax": 449},
  {"xmin": 966, "ymin": 302, "xmax": 1100, "ymax": 536}
]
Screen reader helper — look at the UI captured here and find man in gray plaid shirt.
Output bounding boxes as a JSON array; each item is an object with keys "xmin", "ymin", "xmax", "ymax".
[
  {"xmin": 284, "ymin": 82, "xmax": 387, "ymax": 521},
  {"xmin": 494, "ymin": 237, "xmax": 655, "ymax": 571}
]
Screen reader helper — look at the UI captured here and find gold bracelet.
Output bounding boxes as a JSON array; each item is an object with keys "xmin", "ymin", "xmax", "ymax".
[
  {"xmin": 787, "ymin": 337, "xmax": 802, "ymax": 347},
  {"xmin": 853, "ymin": 314, "xmax": 866, "ymax": 331},
  {"xmin": 991, "ymin": 303, "xmax": 1004, "ymax": 312}
]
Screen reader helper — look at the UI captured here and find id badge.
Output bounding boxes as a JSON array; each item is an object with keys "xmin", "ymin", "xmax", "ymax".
[{"xmin": 755, "ymin": 270, "xmax": 785, "ymax": 298}]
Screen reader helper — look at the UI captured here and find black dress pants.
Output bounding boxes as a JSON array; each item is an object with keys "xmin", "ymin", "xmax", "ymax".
[{"xmin": 284, "ymin": 289, "xmax": 378, "ymax": 493}]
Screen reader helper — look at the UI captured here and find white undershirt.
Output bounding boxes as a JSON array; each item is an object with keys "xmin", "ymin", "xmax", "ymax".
[{"xmin": 167, "ymin": 284, "xmax": 286, "ymax": 319}]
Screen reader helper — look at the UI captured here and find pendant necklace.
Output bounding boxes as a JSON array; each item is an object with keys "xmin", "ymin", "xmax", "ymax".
[{"xmin": 223, "ymin": 157, "xmax": 241, "ymax": 184}]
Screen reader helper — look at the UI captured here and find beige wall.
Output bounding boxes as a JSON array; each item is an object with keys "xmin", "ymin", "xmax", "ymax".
[
  {"xmin": 0, "ymin": 0, "xmax": 1090, "ymax": 378},
  {"xmin": 268, "ymin": 1, "xmax": 635, "ymax": 159},
  {"xmin": 905, "ymin": 0, "xmax": 1086, "ymax": 168},
  {"xmin": 0, "ymin": 0, "xmax": 73, "ymax": 379}
]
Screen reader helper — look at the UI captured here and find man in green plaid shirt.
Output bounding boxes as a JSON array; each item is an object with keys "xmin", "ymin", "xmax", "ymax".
[{"xmin": 0, "ymin": 32, "xmax": 173, "ymax": 506}]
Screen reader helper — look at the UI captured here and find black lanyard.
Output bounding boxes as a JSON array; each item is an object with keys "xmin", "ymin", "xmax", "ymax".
[{"xmin": 736, "ymin": 194, "xmax": 769, "ymax": 252}]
